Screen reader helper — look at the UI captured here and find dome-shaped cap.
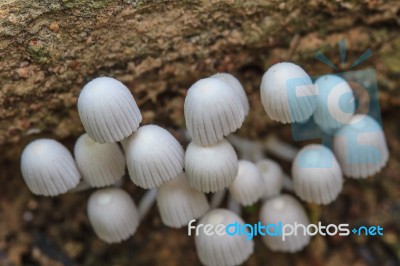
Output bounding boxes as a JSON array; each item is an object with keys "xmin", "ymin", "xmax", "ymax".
[
  {"xmin": 184, "ymin": 77, "xmax": 245, "ymax": 146},
  {"xmin": 195, "ymin": 208, "xmax": 254, "ymax": 266},
  {"xmin": 260, "ymin": 62, "xmax": 317, "ymax": 124},
  {"xmin": 211, "ymin": 73, "xmax": 250, "ymax": 116},
  {"xmin": 228, "ymin": 160, "xmax": 264, "ymax": 206},
  {"xmin": 313, "ymin": 74, "xmax": 355, "ymax": 134},
  {"xmin": 87, "ymin": 188, "xmax": 139, "ymax": 243},
  {"xmin": 292, "ymin": 144, "xmax": 343, "ymax": 205},
  {"xmin": 256, "ymin": 159, "xmax": 284, "ymax": 198},
  {"xmin": 74, "ymin": 133, "xmax": 125, "ymax": 188},
  {"xmin": 157, "ymin": 173, "xmax": 209, "ymax": 228},
  {"xmin": 78, "ymin": 77, "xmax": 142, "ymax": 143},
  {"xmin": 333, "ymin": 114, "xmax": 389, "ymax": 178},
  {"xmin": 21, "ymin": 138, "xmax": 80, "ymax": 196},
  {"xmin": 126, "ymin": 125, "xmax": 184, "ymax": 189},
  {"xmin": 260, "ymin": 194, "xmax": 310, "ymax": 253},
  {"xmin": 185, "ymin": 139, "xmax": 238, "ymax": 193}
]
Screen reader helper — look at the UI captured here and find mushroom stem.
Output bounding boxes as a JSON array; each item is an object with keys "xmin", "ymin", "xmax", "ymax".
[
  {"xmin": 227, "ymin": 194, "xmax": 242, "ymax": 216},
  {"xmin": 210, "ymin": 189, "xmax": 226, "ymax": 209},
  {"xmin": 138, "ymin": 188, "xmax": 157, "ymax": 221},
  {"xmin": 227, "ymin": 135, "xmax": 264, "ymax": 162},
  {"xmin": 283, "ymin": 174, "xmax": 294, "ymax": 192},
  {"xmin": 263, "ymin": 134, "xmax": 298, "ymax": 162}
]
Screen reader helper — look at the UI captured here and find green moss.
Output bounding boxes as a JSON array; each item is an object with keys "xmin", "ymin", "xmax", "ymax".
[
  {"xmin": 61, "ymin": 0, "xmax": 112, "ymax": 9},
  {"xmin": 27, "ymin": 40, "xmax": 50, "ymax": 64}
]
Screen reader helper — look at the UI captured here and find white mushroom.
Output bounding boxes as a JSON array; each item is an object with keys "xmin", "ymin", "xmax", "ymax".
[{"xmin": 256, "ymin": 159, "xmax": 284, "ymax": 198}]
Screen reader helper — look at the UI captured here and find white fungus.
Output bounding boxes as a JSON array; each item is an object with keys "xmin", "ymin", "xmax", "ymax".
[
  {"xmin": 185, "ymin": 139, "xmax": 238, "ymax": 193},
  {"xmin": 256, "ymin": 159, "xmax": 284, "ymax": 198},
  {"xmin": 228, "ymin": 160, "xmax": 264, "ymax": 206},
  {"xmin": 313, "ymin": 74, "xmax": 355, "ymax": 134},
  {"xmin": 184, "ymin": 77, "xmax": 245, "ymax": 146},
  {"xmin": 126, "ymin": 125, "xmax": 185, "ymax": 189},
  {"xmin": 260, "ymin": 194, "xmax": 310, "ymax": 253},
  {"xmin": 260, "ymin": 62, "xmax": 317, "ymax": 124},
  {"xmin": 211, "ymin": 73, "xmax": 250, "ymax": 116},
  {"xmin": 333, "ymin": 114, "xmax": 389, "ymax": 178},
  {"xmin": 292, "ymin": 144, "xmax": 343, "ymax": 205},
  {"xmin": 87, "ymin": 188, "xmax": 139, "ymax": 243},
  {"xmin": 74, "ymin": 133, "xmax": 125, "ymax": 188},
  {"xmin": 21, "ymin": 138, "xmax": 80, "ymax": 196},
  {"xmin": 78, "ymin": 77, "xmax": 142, "ymax": 143},
  {"xmin": 157, "ymin": 173, "xmax": 209, "ymax": 228},
  {"xmin": 195, "ymin": 208, "xmax": 254, "ymax": 266}
]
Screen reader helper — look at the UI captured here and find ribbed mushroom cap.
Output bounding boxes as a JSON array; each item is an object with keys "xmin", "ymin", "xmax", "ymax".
[
  {"xmin": 21, "ymin": 138, "xmax": 80, "ymax": 196},
  {"xmin": 157, "ymin": 173, "xmax": 209, "ymax": 228},
  {"xmin": 126, "ymin": 125, "xmax": 184, "ymax": 189},
  {"xmin": 74, "ymin": 133, "xmax": 125, "ymax": 188},
  {"xmin": 228, "ymin": 160, "xmax": 264, "ymax": 206},
  {"xmin": 333, "ymin": 114, "xmax": 389, "ymax": 178},
  {"xmin": 256, "ymin": 159, "xmax": 284, "ymax": 198},
  {"xmin": 78, "ymin": 77, "xmax": 142, "ymax": 143},
  {"xmin": 260, "ymin": 62, "xmax": 317, "ymax": 124},
  {"xmin": 184, "ymin": 77, "xmax": 245, "ymax": 146},
  {"xmin": 211, "ymin": 73, "xmax": 250, "ymax": 116},
  {"xmin": 313, "ymin": 74, "xmax": 355, "ymax": 134},
  {"xmin": 195, "ymin": 208, "xmax": 254, "ymax": 266},
  {"xmin": 292, "ymin": 144, "xmax": 343, "ymax": 205},
  {"xmin": 260, "ymin": 194, "xmax": 310, "ymax": 253},
  {"xmin": 185, "ymin": 139, "xmax": 238, "ymax": 193},
  {"xmin": 87, "ymin": 188, "xmax": 139, "ymax": 243}
]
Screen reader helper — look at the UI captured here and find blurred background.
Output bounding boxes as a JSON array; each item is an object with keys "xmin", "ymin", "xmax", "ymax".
[{"xmin": 0, "ymin": 1, "xmax": 399, "ymax": 265}]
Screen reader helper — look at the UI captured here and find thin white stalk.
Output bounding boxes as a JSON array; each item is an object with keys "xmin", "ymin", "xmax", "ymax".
[
  {"xmin": 69, "ymin": 179, "xmax": 92, "ymax": 193},
  {"xmin": 283, "ymin": 174, "xmax": 294, "ymax": 192},
  {"xmin": 227, "ymin": 194, "xmax": 242, "ymax": 216},
  {"xmin": 263, "ymin": 134, "xmax": 298, "ymax": 162},
  {"xmin": 227, "ymin": 134, "xmax": 264, "ymax": 162},
  {"xmin": 138, "ymin": 188, "xmax": 157, "ymax": 221},
  {"xmin": 210, "ymin": 189, "xmax": 226, "ymax": 209}
]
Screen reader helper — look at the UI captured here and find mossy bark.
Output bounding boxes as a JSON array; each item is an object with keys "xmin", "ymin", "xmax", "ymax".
[{"xmin": 0, "ymin": 0, "xmax": 399, "ymax": 147}]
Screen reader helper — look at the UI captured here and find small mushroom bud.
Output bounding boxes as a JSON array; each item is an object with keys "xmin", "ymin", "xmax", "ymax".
[
  {"xmin": 184, "ymin": 77, "xmax": 245, "ymax": 146},
  {"xmin": 333, "ymin": 114, "xmax": 389, "ymax": 178},
  {"xmin": 74, "ymin": 133, "xmax": 125, "ymax": 188},
  {"xmin": 157, "ymin": 173, "xmax": 209, "ymax": 228},
  {"xmin": 78, "ymin": 77, "xmax": 142, "ymax": 143},
  {"xmin": 313, "ymin": 74, "xmax": 355, "ymax": 134},
  {"xmin": 185, "ymin": 139, "xmax": 238, "ymax": 193},
  {"xmin": 256, "ymin": 159, "xmax": 284, "ymax": 198},
  {"xmin": 260, "ymin": 62, "xmax": 317, "ymax": 124},
  {"xmin": 126, "ymin": 125, "xmax": 184, "ymax": 189},
  {"xmin": 211, "ymin": 73, "xmax": 250, "ymax": 116},
  {"xmin": 260, "ymin": 194, "xmax": 310, "ymax": 253},
  {"xmin": 87, "ymin": 188, "xmax": 139, "ymax": 243},
  {"xmin": 228, "ymin": 160, "xmax": 264, "ymax": 206},
  {"xmin": 21, "ymin": 139, "xmax": 80, "ymax": 196},
  {"xmin": 292, "ymin": 144, "xmax": 343, "ymax": 205},
  {"xmin": 195, "ymin": 208, "xmax": 254, "ymax": 266}
]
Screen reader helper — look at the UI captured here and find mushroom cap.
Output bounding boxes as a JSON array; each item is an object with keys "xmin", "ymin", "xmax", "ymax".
[
  {"xmin": 184, "ymin": 77, "xmax": 245, "ymax": 146},
  {"xmin": 292, "ymin": 144, "xmax": 343, "ymax": 205},
  {"xmin": 185, "ymin": 139, "xmax": 238, "ymax": 193},
  {"xmin": 256, "ymin": 159, "xmax": 284, "ymax": 198},
  {"xmin": 260, "ymin": 62, "xmax": 317, "ymax": 124},
  {"xmin": 228, "ymin": 160, "xmax": 264, "ymax": 206},
  {"xmin": 333, "ymin": 114, "xmax": 389, "ymax": 178},
  {"xmin": 87, "ymin": 188, "xmax": 139, "ymax": 243},
  {"xmin": 20, "ymin": 138, "xmax": 81, "ymax": 196},
  {"xmin": 313, "ymin": 74, "xmax": 355, "ymax": 134},
  {"xmin": 74, "ymin": 133, "xmax": 125, "ymax": 188},
  {"xmin": 211, "ymin": 73, "xmax": 250, "ymax": 116},
  {"xmin": 260, "ymin": 194, "xmax": 310, "ymax": 253},
  {"xmin": 157, "ymin": 173, "xmax": 210, "ymax": 228},
  {"xmin": 78, "ymin": 77, "xmax": 142, "ymax": 143},
  {"xmin": 126, "ymin": 125, "xmax": 184, "ymax": 189},
  {"xmin": 195, "ymin": 208, "xmax": 254, "ymax": 266}
]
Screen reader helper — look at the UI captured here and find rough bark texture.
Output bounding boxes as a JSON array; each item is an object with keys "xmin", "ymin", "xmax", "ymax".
[{"xmin": 1, "ymin": 1, "xmax": 400, "ymax": 266}]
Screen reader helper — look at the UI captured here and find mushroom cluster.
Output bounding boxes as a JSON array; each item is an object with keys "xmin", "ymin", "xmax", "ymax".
[{"xmin": 20, "ymin": 62, "xmax": 389, "ymax": 265}]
